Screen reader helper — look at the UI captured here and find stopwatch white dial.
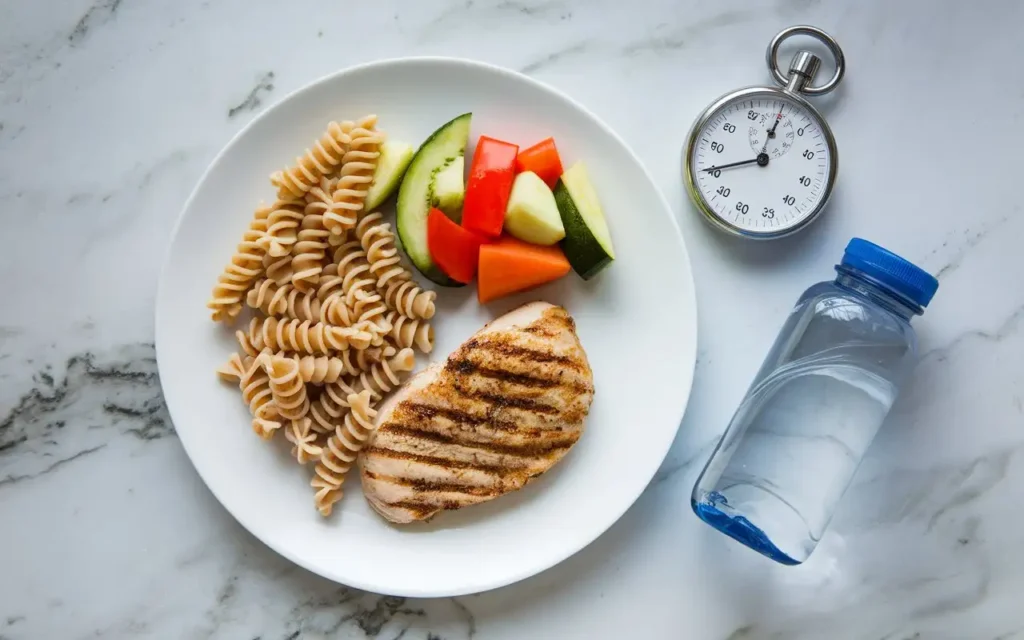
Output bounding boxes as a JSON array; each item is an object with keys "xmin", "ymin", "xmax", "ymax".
[{"xmin": 691, "ymin": 95, "xmax": 832, "ymax": 235}]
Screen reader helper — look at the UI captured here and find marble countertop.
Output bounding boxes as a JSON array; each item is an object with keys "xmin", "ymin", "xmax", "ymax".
[{"xmin": 3, "ymin": 0, "xmax": 1024, "ymax": 638}]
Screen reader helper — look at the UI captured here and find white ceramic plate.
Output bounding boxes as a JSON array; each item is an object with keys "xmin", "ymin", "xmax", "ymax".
[{"xmin": 156, "ymin": 58, "xmax": 697, "ymax": 597}]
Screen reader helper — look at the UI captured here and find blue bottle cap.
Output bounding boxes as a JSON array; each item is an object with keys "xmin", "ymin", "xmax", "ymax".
[{"xmin": 840, "ymin": 238, "xmax": 939, "ymax": 308}]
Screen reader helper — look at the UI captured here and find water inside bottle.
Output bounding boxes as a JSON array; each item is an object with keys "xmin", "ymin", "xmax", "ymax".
[{"xmin": 693, "ymin": 348, "xmax": 897, "ymax": 564}]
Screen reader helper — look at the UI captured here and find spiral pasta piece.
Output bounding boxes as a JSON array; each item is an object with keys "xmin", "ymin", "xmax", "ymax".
[
  {"xmin": 326, "ymin": 116, "xmax": 382, "ymax": 241},
  {"xmin": 260, "ymin": 198, "xmax": 305, "ymax": 257},
  {"xmin": 284, "ymin": 417, "xmax": 324, "ymax": 464},
  {"xmin": 324, "ymin": 242, "xmax": 391, "ymax": 344},
  {"xmin": 354, "ymin": 212, "xmax": 407, "ymax": 290},
  {"xmin": 384, "ymin": 311, "xmax": 434, "ymax": 354},
  {"xmin": 308, "ymin": 376, "xmax": 359, "ymax": 434},
  {"xmin": 315, "ymin": 263, "xmax": 354, "ymax": 326},
  {"xmin": 244, "ymin": 317, "xmax": 373, "ymax": 354},
  {"xmin": 381, "ymin": 279, "xmax": 437, "ymax": 321},
  {"xmin": 235, "ymin": 326, "xmax": 261, "ymax": 358},
  {"xmin": 354, "ymin": 348, "xmax": 416, "ymax": 401},
  {"xmin": 270, "ymin": 120, "xmax": 351, "ymax": 199},
  {"xmin": 217, "ymin": 352, "xmax": 281, "ymax": 439},
  {"xmin": 311, "ymin": 390, "xmax": 377, "ymax": 516},
  {"xmin": 215, "ymin": 352, "xmax": 251, "ymax": 383},
  {"xmin": 290, "ymin": 211, "xmax": 331, "ymax": 293},
  {"xmin": 304, "ymin": 176, "xmax": 337, "ymax": 215},
  {"xmin": 259, "ymin": 352, "xmax": 310, "ymax": 421},
  {"xmin": 354, "ymin": 212, "xmax": 435, "ymax": 320},
  {"xmin": 247, "ymin": 279, "xmax": 321, "ymax": 323},
  {"xmin": 293, "ymin": 347, "xmax": 392, "ymax": 384},
  {"xmin": 263, "ymin": 251, "xmax": 294, "ymax": 286},
  {"xmin": 208, "ymin": 205, "xmax": 270, "ymax": 322}
]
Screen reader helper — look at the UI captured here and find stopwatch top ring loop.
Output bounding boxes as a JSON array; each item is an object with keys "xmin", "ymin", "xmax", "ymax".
[{"xmin": 767, "ymin": 25, "xmax": 845, "ymax": 96}]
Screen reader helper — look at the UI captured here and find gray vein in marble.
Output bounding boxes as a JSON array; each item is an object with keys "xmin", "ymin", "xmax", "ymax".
[
  {"xmin": 180, "ymin": 541, "xmax": 479, "ymax": 640},
  {"xmin": 621, "ymin": 0, "xmax": 821, "ymax": 58},
  {"xmin": 841, "ymin": 444, "xmax": 1022, "ymax": 537},
  {"xmin": 450, "ymin": 599, "xmax": 475, "ymax": 638},
  {"xmin": 622, "ymin": 10, "xmax": 752, "ymax": 56},
  {"xmin": 724, "ymin": 624, "xmax": 756, "ymax": 640},
  {"xmin": 928, "ymin": 215, "xmax": 1011, "ymax": 280},
  {"xmin": 921, "ymin": 302, "xmax": 1024, "ymax": 364},
  {"xmin": 0, "ymin": 343, "xmax": 171, "ymax": 484},
  {"xmin": 68, "ymin": 0, "xmax": 122, "ymax": 46},
  {"xmin": 426, "ymin": 0, "xmax": 567, "ymax": 33},
  {"xmin": 925, "ymin": 451, "xmax": 1011, "ymax": 532},
  {"xmin": 878, "ymin": 632, "xmax": 921, "ymax": 640},
  {"xmin": 0, "ymin": 444, "xmax": 106, "ymax": 488},
  {"xmin": 650, "ymin": 435, "xmax": 718, "ymax": 486},
  {"xmin": 494, "ymin": 0, "xmax": 568, "ymax": 17},
  {"xmin": 519, "ymin": 41, "xmax": 594, "ymax": 74},
  {"xmin": 912, "ymin": 563, "xmax": 990, "ymax": 619},
  {"xmin": 228, "ymin": 72, "xmax": 275, "ymax": 119}
]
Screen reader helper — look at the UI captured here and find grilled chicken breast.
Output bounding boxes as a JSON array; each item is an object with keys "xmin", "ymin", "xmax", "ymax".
[{"xmin": 360, "ymin": 301, "xmax": 594, "ymax": 523}]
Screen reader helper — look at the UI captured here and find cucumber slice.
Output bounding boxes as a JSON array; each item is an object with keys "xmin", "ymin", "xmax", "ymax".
[
  {"xmin": 429, "ymin": 155, "xmax": 465, "ymax": 221},
  {"xmin": 365, "ymin": 141, "xmax": 414, "ymax": 211},
  {"xmin": 397, "ymin": 113, "xmax": 472, "ymax": 286},
  {"xmin": 504, "ymin": 171, "xmax": 565, "ymax": 245},
  {"xmin": 554, "ymin": 161, "xmax": 615, "ymax": 279}
]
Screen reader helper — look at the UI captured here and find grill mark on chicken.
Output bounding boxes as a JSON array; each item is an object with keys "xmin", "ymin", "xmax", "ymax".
[
  {"xmin": 364, "ymin": 470, "xmax": 501, "ymax": 497},
  {"xmin": 448, "ymin": 358, "xmax": 574, "ymax": 389},
  {"xmin": 398, "ymin": 402, "xmax": 520, "ymax": 431},
  {"xmin": 371, "ymin": 499, "xmax": 436, "ymax": 519},
  {"xmin": 453, "ymin": 387, "xmax": 561, "ymax": 415},
  {"xmin": 379, "ymin": 424, "xmax": 576, "ymax": 457},
  {"xmin": 363, "ymin": 446, "xmax": 512, "ymax": 475},
  {"xmin": 459, "ymin": 338, "xmax": 583, "ymax": 369}
]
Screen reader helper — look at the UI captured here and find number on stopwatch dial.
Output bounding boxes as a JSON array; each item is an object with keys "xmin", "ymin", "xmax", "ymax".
[{"xmin": 693, "ymin": 95, "xmax": 831, "ymax": 232}]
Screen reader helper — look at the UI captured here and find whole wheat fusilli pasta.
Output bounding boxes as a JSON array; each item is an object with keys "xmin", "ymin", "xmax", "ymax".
[
  {"xmin": 308, "ymin": 376, "xmax": 359, "ymax": 434},
  {"xmin": 243, "ymin": 317, "xmax": 372, "ymax": 354},
  {"xmin": 306, "ymin": 347, "xmax": 410, "ymax": 434},
  {"xmin": 208, "ymin": 205, "xmax": 271, "ymax": 322},
  {"xmin": 263, "ymin": 251, "xmax": 294, "ymax": 286},
  {"xmin": 332, "ymin": 241, "xmax": 391, "ymax": 339},
  {"xmin": 270, "ymin": 121, "xmax": 351, "ymax": 199},
  {"xmin": 353, "ymin": 348, "xmax": 416, "ymax": 400},
  {"xmin": 291, "ymin": 211, "xmax": 331, "ymax": 293},
  {"xmin": 384, "ymin": 311, "xmax": 434, "ymax": 354},
  {"xmin": 259, "ymin": 353, "xmax": 310, "ymax": 421},
  {"xmin": 311, "ymin": 389, "xmax": 377, "ymax": 516},
  {"xmin": 260, "ymin": 198, "xmax": 305, "ymax": 257},
  {"xmin": 354, "ymin": 212, "xmax": 436, "ymax": 320},
  {"xmin": 326, "ymin": 116, "xmax": 382, "ymax": 241},
  {"xmin": 284, "ymin": 416, "xmax": 323, "ymax": 464},
  {"xmin": 315, "ymin": 263, "xmax": 354, "ymax": 326},
  {"xmin": 217, "ymin": 352, "xmax": 281, "ymax": 439},
  {"xmin": 247, "ymin": 279, "xmax": 322, "ymax": 323},
  {"xmin": 293, "ymin": 347, "xmax": 391, "ymax": 384}
]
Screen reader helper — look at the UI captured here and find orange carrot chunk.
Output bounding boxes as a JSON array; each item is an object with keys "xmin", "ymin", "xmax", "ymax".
[{"xmin": 477, "ymin": 235, "xmax": 571, "ymax": 303}]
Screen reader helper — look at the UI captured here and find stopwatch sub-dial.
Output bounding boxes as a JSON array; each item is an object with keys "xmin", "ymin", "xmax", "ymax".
[{"xmin": 748, "ymin": 115, "xmax": 795, "ymax": 159}]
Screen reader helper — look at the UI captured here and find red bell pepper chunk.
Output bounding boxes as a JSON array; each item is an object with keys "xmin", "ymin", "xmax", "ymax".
[
  {"xmin": 427, "ymin": 208, "xmax": 488, "ymax": 284},
  {"xmin": 515, "ymin": 137, "xmax": 564, "ymax": 189},
  {"xmin": 462, "ymin": 136, "xmax": 518, "ymax": 238}
]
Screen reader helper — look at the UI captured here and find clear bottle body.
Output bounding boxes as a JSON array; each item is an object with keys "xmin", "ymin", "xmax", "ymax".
[{"xmin": 692, "ymin": 266, "xmax": 920, "ymax": 564}]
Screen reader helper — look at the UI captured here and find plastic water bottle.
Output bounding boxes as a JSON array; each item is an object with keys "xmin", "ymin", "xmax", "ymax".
[{"xmin": 692, "ymin": 239, "xmax": 939, "ymax": 565}]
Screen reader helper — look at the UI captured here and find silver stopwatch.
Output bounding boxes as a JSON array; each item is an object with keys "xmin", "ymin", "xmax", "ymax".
[{"xmin": 683, "ymin": 26, "xmax": 845, "ymax": 239}]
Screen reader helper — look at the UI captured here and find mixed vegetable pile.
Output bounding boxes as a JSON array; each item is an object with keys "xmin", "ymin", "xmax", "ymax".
[{"xmin": 365, "ymin": 113, "xmax": 616, "ymax": 303}]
